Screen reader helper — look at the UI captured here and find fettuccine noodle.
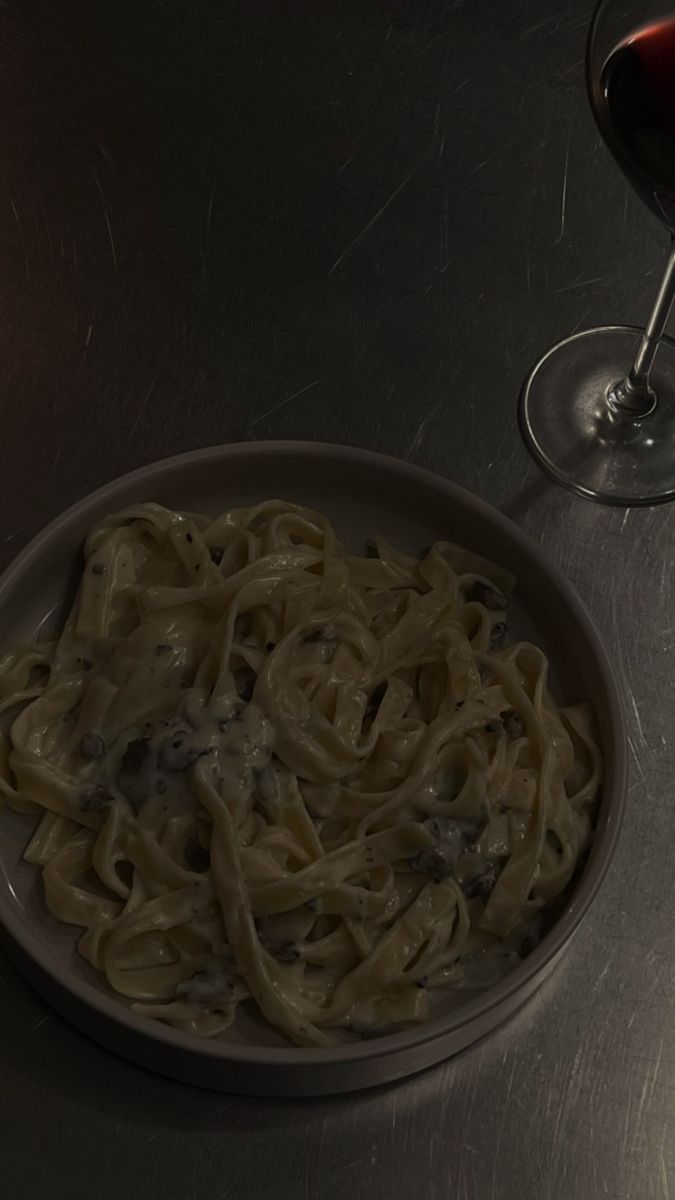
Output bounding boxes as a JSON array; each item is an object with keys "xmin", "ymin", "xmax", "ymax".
[{"xmin": 0, "ymin": 500, "xmax": 602, "ymax": 1046}]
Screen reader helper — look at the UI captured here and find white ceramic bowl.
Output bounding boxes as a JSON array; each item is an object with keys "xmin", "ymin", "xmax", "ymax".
[{"xmin": 0, "ymin": 442, "xmax": 627, "ymax": 1095}]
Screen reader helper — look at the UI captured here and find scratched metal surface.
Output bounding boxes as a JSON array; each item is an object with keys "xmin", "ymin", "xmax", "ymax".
[{"xmin": 0, "ymin": 1, "xmax": 673, "ymax": 1197}]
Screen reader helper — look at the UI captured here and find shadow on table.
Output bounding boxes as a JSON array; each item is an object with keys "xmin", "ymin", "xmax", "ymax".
[{"xmin": 500, "ymin": 473, "xmax": 560, "ymax": 523}]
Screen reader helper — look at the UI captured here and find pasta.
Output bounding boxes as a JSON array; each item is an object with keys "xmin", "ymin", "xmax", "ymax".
[{"xmin": 0, "ymin": 499, "xmax": 602, "ymax": 1046}]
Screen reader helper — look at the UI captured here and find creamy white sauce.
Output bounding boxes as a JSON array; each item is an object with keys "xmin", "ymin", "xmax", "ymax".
[{"xmin": 81, "ymin": 696, "xmax": 274, "ymax": 834}]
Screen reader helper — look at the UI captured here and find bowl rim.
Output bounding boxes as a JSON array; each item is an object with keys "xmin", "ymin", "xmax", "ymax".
[{"xmin": 0, "ymin": 439, "xmax": 628, "ymax": 1068}]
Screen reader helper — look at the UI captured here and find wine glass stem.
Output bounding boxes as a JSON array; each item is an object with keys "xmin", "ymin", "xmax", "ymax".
[{"xmin": 610, "ymin": 236, "xmax": 675, "ymax": 417}]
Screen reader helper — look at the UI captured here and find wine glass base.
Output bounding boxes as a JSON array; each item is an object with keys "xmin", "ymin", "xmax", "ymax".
[{"xmin": 519, "ymin": 325, "xmax": 675, "ymax": 506}]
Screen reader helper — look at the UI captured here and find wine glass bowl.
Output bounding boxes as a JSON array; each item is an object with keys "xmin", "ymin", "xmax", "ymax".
[
  {"xmin": 520, "ymin": 1, "xmax": 675, "ymax": 506},
  {"xmin": 589, "ymin": 5, "xmax": 675, "ymax": 229}
]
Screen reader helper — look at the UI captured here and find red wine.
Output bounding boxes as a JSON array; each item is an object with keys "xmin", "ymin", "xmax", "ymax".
[{"xmin": 597, "ymin": 17, "xmax": 675, "ymax": 228}]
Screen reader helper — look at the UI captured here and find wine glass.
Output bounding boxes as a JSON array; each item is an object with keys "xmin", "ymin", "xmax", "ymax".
[{"xmin": 520, "ymin": 1, "xmax": 675, "ymax": 506}]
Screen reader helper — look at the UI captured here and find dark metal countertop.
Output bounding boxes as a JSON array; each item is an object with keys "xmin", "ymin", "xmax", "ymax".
[{"xmin": 1, "ymin": 2, "xmax": 673, "ymax": 1197}]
